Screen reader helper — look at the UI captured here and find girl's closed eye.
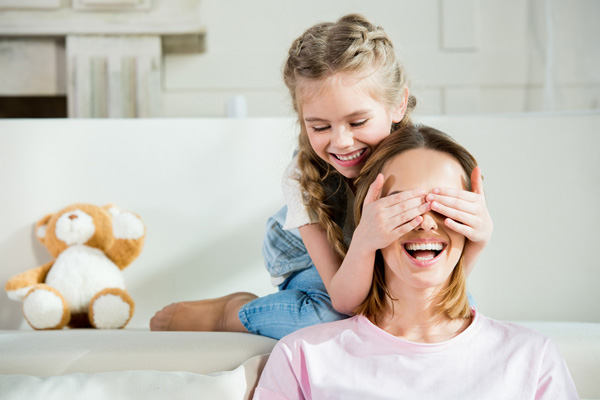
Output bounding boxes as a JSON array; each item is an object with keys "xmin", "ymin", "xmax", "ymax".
[
  {"xmin": 350, "ymin": 119, "xmax": 368, "ymax": 128},
  {"xmin": 311, "ymin": 119, "xmax": 367, "ymax": 132},
  {"xmin": 312, "ymin": 125, "xmax": 331, "ymax": 133}
]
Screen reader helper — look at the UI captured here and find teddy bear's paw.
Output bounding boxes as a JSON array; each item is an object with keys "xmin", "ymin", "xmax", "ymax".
[
  {"xmin": 7, "ymin": 286, "xmax": 34, "ymax": 302},
  {"xmin": 90, "ymin": 289, "xmax": 134, "ymax": 329},
  {"xmin": 23, "ymin": 286, "xmax": 70, "ymax": 330},
  {"xmin": 107, "ymin": 207, "xmax": 145, "ymax": 240}
]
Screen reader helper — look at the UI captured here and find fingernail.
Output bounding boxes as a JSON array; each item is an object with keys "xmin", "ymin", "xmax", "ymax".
[{"xmin": 433, "ymin": 188, "xmax": 440, "ymax": 194}]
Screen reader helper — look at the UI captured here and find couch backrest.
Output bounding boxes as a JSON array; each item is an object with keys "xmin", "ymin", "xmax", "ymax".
[{"xmin": 1, "ymin": 113, "xmax": 598, "ymax": 329}]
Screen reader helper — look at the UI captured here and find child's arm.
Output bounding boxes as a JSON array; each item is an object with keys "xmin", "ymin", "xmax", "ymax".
[
  {"xmin": 300, "ymin": 175, "xmax": 430, "ymax": 315},
  {"xmin": 425, "ymin": 166, "xmax": 493, "ymax": 275}
]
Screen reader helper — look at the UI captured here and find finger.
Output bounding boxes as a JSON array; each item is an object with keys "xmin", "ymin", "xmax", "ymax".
[
  {"xmin": 428, "ymin": 194, "xmax": 479, "ymax": 215},
  {"xmin": 379, "ymin": 187, "xmax": 427, "ymax": 207},
  {"xmin": 387, "ymin": 196, "xmax": 429, "ymax": 216},
  {"xmin": 392, "ymin": 215, "xmax": 424, "ymax": 238},
  {"xmin": 431, "ymin": 201, "xmax": 478, "ymax": 227},
  {"xmin": 444, "ymin": 218, "xmax": 476, "ymax": 238},
  {"xmin": 389, "ymin": 202, "xmax": 431, "ymax": 228},
  {"xmin": 471, "ymin": 166, "xmax": 484, "ymax": 195},
  {"xmin": 429, "ymin": 187, "xmax": 478, "ymax": 202},
  {"xmin": 363, "ymin": 174, "xmax": 384, "ymax": 207}
]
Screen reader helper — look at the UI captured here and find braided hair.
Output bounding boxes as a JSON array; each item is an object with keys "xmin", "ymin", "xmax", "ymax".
[{"xmin": 283, "ymin": 14, "xmax": 416, "ymax": 258}]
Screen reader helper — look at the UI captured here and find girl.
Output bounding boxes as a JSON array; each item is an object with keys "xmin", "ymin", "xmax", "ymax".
[
  {"xmin": 150, "ymin": 14, "xmax": 492, "ymax": 339},
  {"xmin": 254, "ymin": 125, "xmax": 578, "ymax": 399}
]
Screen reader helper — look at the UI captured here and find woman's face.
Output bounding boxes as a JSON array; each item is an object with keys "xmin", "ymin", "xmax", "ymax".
[{"xmin": 380, "ymin": 148, "xmax": 467, "ymax": 293}]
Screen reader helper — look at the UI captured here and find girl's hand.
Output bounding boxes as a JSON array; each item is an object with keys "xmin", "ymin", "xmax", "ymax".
[
  {"xmin": 426, "ymin": 166, "xmax": 493, "ymax": 245},
  {"xmin": 355, "ymin": 174, "xmax": 431, "ymax": 252}
]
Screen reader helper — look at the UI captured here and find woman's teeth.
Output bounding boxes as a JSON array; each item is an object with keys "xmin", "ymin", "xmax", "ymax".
[
  {"xmin": 405, "ymin": 243, "xmax": 444, "ymax": 251},
  {"xmin": 334, "ymin": 149, "xmax": 364, "ymax": 161},
  {"xmin": 405, "ymin": 242, "xmax": 445, "ymax": 261}
]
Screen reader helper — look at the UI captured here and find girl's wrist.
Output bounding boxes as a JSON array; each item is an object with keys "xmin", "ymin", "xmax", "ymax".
[{"xmin": 349, "ymin": 231, "xmax": 378, "ymax": 258}]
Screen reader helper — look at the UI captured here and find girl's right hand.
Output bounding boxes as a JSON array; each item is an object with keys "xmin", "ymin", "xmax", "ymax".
[{"xmin": 355, "ymin": 173, "xmax": 430, "ymax": 252}]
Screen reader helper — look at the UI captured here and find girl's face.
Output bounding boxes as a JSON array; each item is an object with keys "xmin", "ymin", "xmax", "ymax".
[
  {"xmin": 380, "ymin": 148, "xmax": 467, "ymax": 293},
  {"xmin": 300, "ymin": 72, "xmax": 406, "ymax": 179}
]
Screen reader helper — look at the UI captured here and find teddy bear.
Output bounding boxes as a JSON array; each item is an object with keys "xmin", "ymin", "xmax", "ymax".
[{"xmin": 5, "ymin": 203, "xmax": 145, "ymax": 330}]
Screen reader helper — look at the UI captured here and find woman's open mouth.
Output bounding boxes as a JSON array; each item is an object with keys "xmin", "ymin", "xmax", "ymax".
[{"xmin": 404, "ymin": 242, "xmax": 446, "ymax": 262}]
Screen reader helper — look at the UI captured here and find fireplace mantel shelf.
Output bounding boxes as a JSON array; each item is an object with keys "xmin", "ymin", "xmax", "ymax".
[
  {"xmin": 0, "ymin": 0, "xmax": 203, "ymax": 117},
  {"xmin": 0, "ymin": 10, "xmax": 203, "ymax": 36}
]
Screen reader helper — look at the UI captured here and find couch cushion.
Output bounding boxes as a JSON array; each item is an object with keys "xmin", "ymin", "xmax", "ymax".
[{"xmin": 0, "ymin": 353, "xmax": 270, "ymax": 400}]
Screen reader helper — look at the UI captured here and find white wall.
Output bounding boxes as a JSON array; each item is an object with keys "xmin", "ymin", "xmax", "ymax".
[
  {"xmin": 163, "ymin": 0, "xmax": 600, "ymax": 118},
  {"xmin": 1, "ymin": 114, "xmax": 599, "ymax": 330}
]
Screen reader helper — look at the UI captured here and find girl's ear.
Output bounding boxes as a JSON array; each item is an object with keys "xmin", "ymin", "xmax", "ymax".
[{"xmin": 391, "ymin": 88, "xmax": 410, "ymax": 123}]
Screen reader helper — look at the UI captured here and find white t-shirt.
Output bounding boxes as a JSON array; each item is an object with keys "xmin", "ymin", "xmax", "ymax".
[
  {"xmin": 281, "ymin": 155, "xmax": 355, "ymax": 243},
  {"xmin": 281, "ymin": 155, "xmax": 319, "ymax": 230},
  {"xmin": 254, "ymin": 309, "xmax": 579, "ymax": 400}
]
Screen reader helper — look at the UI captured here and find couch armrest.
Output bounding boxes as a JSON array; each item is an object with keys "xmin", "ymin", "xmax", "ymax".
[{"xmin": 0, "ymin": 329, "xmax": 277, "ymax": 376}]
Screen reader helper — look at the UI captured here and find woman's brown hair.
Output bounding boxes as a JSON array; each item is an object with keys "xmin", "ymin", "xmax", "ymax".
[{"xmin": 353, "ymin": 124, "xmax": 478, "ymax": 322}]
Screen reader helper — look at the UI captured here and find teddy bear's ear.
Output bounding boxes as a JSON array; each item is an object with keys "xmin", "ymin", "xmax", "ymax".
[
  {"xmin": 35, "ymin": 214, "xmax": 54, "ymax": 244},
  {"xmin": 103, "ymin": 205, "xmax": 146, "ymax": 269},
  {"xmin": 102, "ymin": 205, "xmax": 144, "ymax": 240}
]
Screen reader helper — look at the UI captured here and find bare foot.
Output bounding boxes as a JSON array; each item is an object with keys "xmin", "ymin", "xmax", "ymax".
[{"xmin": 149, "ymin": 292, "xmax": 258, "ymax": 332}]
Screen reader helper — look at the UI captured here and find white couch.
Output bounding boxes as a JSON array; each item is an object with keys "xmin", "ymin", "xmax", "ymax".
[{"xmin": 0, "ymin": 114, "xmax": 599, "ymax": 399}]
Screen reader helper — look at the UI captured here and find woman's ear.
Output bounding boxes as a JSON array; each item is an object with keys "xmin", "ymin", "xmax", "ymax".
[{"xmin": 391, "ymin": 88, "xmax": 410, "ymax": 123}]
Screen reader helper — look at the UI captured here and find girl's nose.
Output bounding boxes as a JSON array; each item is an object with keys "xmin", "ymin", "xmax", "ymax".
[
  {"xmin": 416, "ymin": 212, "xmax": 438, "ymax": 231},
  {"xmin": 331, "ymin": 126, "xmax": 353, "ymax": 148}
]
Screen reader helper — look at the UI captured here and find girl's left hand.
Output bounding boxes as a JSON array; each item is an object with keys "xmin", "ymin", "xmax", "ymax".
[{"xmin": 425, "ymin": 166, "xmax": 493, "ymax": 245}]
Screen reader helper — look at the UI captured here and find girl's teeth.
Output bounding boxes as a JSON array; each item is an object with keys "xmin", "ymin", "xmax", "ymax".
[{"xmin": 336, "ymin": 149, "xmax": 364, "ymax": 161}]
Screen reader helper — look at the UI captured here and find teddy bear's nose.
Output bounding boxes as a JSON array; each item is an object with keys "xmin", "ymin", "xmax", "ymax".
[{"xmin": 69, "ymin": 214, "xmax": 78, "ymax": 220}]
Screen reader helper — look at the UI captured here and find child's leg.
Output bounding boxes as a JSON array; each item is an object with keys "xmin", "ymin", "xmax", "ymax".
[
  {"xmin": 151, "ymin": 207, "xmax": 340, "ymax": 334},
  {"xmin": 150, "ymin": 267, "xmax": 348, "ymax": 336},
  {"xmin": 238, "ymin": 266, "xmax": 349, "ymax": 339},
  {"xmin": 150, "ymin": 292, "xmax": 257, "ymax": 332}
]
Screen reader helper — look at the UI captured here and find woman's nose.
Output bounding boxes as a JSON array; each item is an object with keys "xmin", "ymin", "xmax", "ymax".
[{"xmin": 416, "ymin": 211, "xmax": 438, "ymax": 231}]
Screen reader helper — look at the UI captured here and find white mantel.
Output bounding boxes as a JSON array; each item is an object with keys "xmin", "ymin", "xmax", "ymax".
[
  {"xmin": 0, "ymin": 0, "xmax": 204, "ymax": 117},
  {"xmin": 0, "ymin": 0, "xmax": 203, "ymax": 35}
]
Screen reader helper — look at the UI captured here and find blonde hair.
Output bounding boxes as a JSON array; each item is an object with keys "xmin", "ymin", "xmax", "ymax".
[
  {"xmin": 283, "ymin": 13, "xmax": 416, "ymax": 259},
  {"xmin": 353, "ymin": 125, "xmax": 477, "ymax": 322}
]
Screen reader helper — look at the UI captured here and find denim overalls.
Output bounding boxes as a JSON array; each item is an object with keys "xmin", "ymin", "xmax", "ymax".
[{"xmin": 238, "ymin": 205, "xmax": 349, "ymax": 339}]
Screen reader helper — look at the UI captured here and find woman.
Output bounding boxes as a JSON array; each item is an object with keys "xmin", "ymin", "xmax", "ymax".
[{"xmin": 253, "ymin": 125, "xmax": 578, "ymax": 399}]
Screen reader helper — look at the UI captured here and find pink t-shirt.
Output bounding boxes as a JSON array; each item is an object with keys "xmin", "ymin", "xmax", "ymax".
[{"xmin": 254, "ymin": 309, "xmax": 578, "ymax": 400}]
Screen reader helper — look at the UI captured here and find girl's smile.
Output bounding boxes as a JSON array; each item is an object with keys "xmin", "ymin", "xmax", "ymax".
[
  {"xmin": 331, "ymin": 148, "xmax": 368, "ymax": 168},
  {"xmin": 301, "ymin": 72, "xmax": 406, "ymax": 179}
]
